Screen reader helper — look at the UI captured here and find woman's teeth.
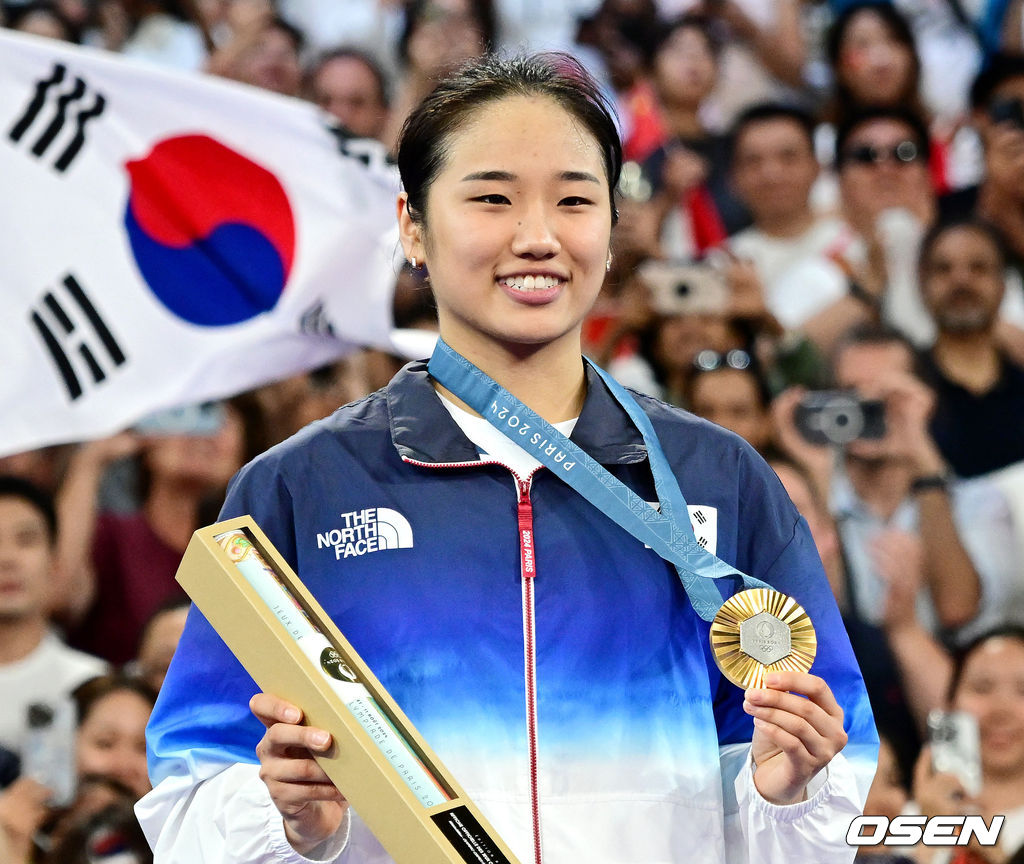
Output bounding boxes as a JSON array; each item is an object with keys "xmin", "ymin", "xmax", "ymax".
[{"xmin": 500, "ymin": 275, "xmax": 561, "ymax": 290}]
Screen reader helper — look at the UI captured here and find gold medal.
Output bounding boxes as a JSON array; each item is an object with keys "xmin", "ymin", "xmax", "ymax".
[{"xmin": 710, "ymin": 588, "xmax": 817, "ymax": 689}]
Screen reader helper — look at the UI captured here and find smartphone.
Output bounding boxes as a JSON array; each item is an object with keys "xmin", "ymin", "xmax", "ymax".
[
  {"xmin": 134, "ymin": 401, "xmax": 226, "ymax": 436},
  {"xmin": 639, "ymin": 259, "xmax": 729, "ymax": 317},
  {"xmin": 928, "ymin": 709, "xmax": 982, "ymax": 798},
  {"xmin": 793, "ymin": 390, "xmax": 885, "ymax": 446},
  {"xmin": 21, "ymin": 700, "xmax": 77, "ymax": 807}
]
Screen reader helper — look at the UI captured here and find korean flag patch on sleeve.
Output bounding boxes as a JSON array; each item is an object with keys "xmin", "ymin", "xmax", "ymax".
[{"xmin": 687, "ymin": 505, "xmax": 717, "ymax": 555}]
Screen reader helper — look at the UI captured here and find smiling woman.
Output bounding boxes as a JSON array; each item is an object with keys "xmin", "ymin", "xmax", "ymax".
[{"xmin": 140, "ymin": 54, "xmax": 877, "ymax": 864}]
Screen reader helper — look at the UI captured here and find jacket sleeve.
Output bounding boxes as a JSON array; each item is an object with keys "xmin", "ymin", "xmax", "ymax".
[
  {"xmin": 719, "ymin": 744, "xmax": 866, "ymax": 862},
  {"xmin": 711, "ymin": 446, "xmax": 879, "ymax": 860},
  {"xmin": 140, "ymin": 456, "xmax": 353, "ymax": 863},
  {"xmin": 136, "ymin": 764, "xmax": 352, "ymax": 864}
]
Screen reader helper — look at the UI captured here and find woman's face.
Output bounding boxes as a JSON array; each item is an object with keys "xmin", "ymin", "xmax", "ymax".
[
  {"xmin": 953, "ymin": 636, "xmax": 1024, "ymax": 779},
  {"xmin": 688, "ymin": 368, "xmax": 769, "ymax": 451},
  {"xmin": 838, "ymin": 11, "xmax": 915, "ymax": 107},
  {"xmin": 76, "ymin": 689, "xmax": 153, "ymax": 800},
  {"xmin": 654, "ymin": 26, "xmax": 717, "ymax": 109},
  {"xmin": 399, "ymin": 95, "xmax": 612, "ymax": 361},
  {"xmin": 407, "ymin": 0, "xmax": 487, "ymax": 78}
]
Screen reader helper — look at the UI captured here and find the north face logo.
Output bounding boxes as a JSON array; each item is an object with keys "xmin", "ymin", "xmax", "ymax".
[{"xmin": 316, "ymin": 507, "xmax": 413, "ymax": 559}]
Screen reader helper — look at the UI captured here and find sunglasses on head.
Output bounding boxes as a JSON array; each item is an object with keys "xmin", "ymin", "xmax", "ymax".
[
  {"xmin": 840, "ymin": 139, "xmax": 922, "ymax": 167},
  {"xmin": 693, "ymin": 348, "xmax": 752, "ymax": 373}
]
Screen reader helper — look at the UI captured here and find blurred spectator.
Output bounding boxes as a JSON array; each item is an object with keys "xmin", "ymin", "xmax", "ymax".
[
  {"xmin": 835, "ymin": 105, "xmax": 938, "ymax": 347},
  {"xmin": 0, "ymin": 775, "xmax": 50, "ymax": 863},
  {"xmin": 210, "ymin": 12, "xmax": 304, "ymax": 96},
  {"xmin": 826, "ymin": 3, "xmax": 927, "ymax": 128},
  {"xmin": 917, "ymin": 218, "xmax": 1024, "ymax": 478},
  {"xmin": 0, "ymin": 676, "xmax": 157, "ymax": 863},
  {"xmin": 769, "ymin": 452, "xmax": 922, "ymax": 781},
  {"xmin": 637, "ymin": 15, "xmax": 750, "ymax": 256},
  {"xmin": 575, "ymin": 0, "xmax": 661, "ymax": 113},
  {"xmin": 7, "ymin": 0, "xmax": 76, "ymax": 41},
  {"xmin": 942, "ymin": 54, "xmax": 1024, "ymax": 342},
  {"xmin": 44, "ymin": 795, "xmax": 153, "ymax": 864},
  {"xmin": 308, "ymin": 46, "xmax": 390, "ymax": 141},
  {"xmin": 855, "ymin": 733, "xmax": 914, "ymax": 863},
  {"xmin": 55, "ymin": 403, "xmax": 246, "ymax": 665},
  {"xmin": 911, "ymin": 626, "xmax": 1024, "ymax": 862},
  {"xmin": 657, "ymin": 0, "xmax": 807, "ymax": 129},
  {"xmin": 727, "ymin": 102, "xmax": 870, "ymax": 350},
  {"xmin": 72, "ymin": 674, "xmax": 157, "ymax": 801},
  {"xmin": 381, "ymin": 0, "xmax": 496, "ymax": 151},
  {"xmin": 826, "ymin": 0, "xmax": 983, "ymax": 128},
  {"xmin": 115, "ymin": 0, "xmax": 207, "ymax": 72},
  {"xmin": 495, "ymin": 0, "xmax": 604, "ymax": 56},
  {"xmin": 0, "ymin": 477, "xmax": 107, "ymax": 761},
  {"xmin": 276, "ymin": 0, "xmax": 403, "ymax": 60},
  {"xmin": 123, "ymin": 596, "xmax": 189, "ymax": 691},
  {"xmin": 0, "ymin": 447, "xmax": 71, "ymax": 499},
  {"xmin": 684, "ymin": 347, "xmax": 773, "ymax": 452},
  {"xmin": 773, "ymin": 325, "xmax": 1006, "ymax": 642}
]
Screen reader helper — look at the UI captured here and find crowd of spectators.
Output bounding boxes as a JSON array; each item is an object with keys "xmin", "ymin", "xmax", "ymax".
[{"xmin": 3, "ymin": 0, "xmax": 1024, "ymax": 861}]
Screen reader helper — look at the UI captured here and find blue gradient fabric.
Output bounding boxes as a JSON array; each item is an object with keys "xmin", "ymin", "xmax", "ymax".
[{"xmin": 147, "ymin": 361, "xmax": 877, "ymax": 861}]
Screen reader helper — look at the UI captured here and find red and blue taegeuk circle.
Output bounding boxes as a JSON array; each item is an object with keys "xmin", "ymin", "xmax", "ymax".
[{"xmin": 123, "ymin": 134, "xmax": 296, "ymax": 326}]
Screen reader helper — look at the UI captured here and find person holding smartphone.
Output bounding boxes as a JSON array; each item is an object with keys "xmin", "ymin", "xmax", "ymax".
[{"xmin": 911, "ymin": 626, "xmax": 1024, "ymax": 863}]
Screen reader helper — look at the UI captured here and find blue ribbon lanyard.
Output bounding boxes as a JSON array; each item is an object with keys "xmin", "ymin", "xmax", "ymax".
[{"xmin": 427, "ymin": 339, "xmax": 772, "ymax": 622}]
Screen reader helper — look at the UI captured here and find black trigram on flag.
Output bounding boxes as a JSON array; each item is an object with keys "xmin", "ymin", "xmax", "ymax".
[
  {"xmin": 8, "ymin": 63, "xmax": 106, "ymax": 173},
  {"xmin": 30, "ymin": 275, "xmax": 127, "ymax": 401},
  {"xmin": 692, "ymin": 509, "xmax": 708, "ymax": 526}
]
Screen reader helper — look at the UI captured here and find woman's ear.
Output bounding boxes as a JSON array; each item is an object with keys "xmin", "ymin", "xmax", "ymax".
[{"xmin": 397, "ymin": 192, "xmax": 425, "ymax": 265}]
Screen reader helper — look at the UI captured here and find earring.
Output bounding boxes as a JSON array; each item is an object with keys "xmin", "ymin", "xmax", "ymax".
[
  {"xmin": 606, "ymin": 253, "xmax": 613, "ymax": 272},
  {"xmin": 410, "ymin": 257, "xmax": 418, "ymax": 269}
]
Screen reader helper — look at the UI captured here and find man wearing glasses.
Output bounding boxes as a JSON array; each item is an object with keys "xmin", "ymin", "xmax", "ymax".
[{"xmin": 834, "ymin": 105, "xmax": 938, "ymax": 348}]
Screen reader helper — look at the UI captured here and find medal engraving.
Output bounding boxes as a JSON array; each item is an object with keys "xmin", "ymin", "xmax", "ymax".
[
  {"xmin": 710, "ymin": 588, "xmax": 817, "ymax": 688},
  {"xmin": 739, "ymin": 612, "xmax": 792, "ymax": 665}
]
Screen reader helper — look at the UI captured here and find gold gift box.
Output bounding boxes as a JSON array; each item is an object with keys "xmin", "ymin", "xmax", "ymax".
[{"xmin": 175, "ymin": 515, "xmax": 521, "ymax": 864}]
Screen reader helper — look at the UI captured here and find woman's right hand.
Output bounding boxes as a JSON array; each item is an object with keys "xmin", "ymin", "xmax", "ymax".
[{"xmin": 250, "ymin": 693, "xmax": 348, "ymax": 855}]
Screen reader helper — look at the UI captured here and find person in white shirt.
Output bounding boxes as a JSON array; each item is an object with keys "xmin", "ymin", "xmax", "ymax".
[
  {"xmin": 727, "ymin": 102, "xmax": 875, "ymax": 352},
  {"xmin": 0, "ymin": 475, "xmax": 107, "ymax": 761}
]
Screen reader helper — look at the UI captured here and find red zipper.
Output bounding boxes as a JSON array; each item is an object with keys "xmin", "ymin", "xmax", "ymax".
[
  {"xmin": 404, "ymin": 456, "xmax": 544, "ymax": 863},
  {"xmin": 517, "ymin": 477, "xmax": 543, "ymax": 864}
]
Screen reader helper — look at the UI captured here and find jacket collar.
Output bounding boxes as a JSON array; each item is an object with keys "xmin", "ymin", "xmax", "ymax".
[{"xmin": 386, "ymin": 361, "xmax": 648, "ymax": 466}]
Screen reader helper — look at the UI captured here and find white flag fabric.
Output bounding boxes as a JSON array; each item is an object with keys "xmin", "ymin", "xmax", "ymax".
[{"xmin": 0, "ymin": 29, "xmax": 404, "ymax": 458}]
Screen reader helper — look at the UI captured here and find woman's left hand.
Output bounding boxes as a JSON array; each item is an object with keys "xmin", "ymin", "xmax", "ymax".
[{"xmin": 744, "ymin": 671, "xmax": 848, "ymax": 805}]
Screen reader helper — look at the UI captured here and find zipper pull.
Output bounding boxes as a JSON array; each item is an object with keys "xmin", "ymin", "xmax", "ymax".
[{"xmin": 517, "ymin": 479, "xmax": 536, "ymax": 579}]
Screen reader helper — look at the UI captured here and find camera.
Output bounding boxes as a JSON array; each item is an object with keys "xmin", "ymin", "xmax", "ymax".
[
  {"xmin": 793, "ymin": 390, "xmax": 885, "ymax": 446},
  {"xmin": 638, "ymin": 259, "xmax": 729, "ymax": 317}
]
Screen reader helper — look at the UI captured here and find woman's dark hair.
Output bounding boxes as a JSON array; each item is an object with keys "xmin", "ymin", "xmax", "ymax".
[
  {"xmin": 397, "ymin": 0, "xmax": 497, "ymax": 67},
  {"xmin": 397, "ymin": 52, "xmax": 623, "ymax": 225},
  {"xmin": 825, "ymin": 2, "xmax": 923, "ymax": 123},
  {"xmin": 948, "ymin": 624, "xmax": 1024, "ymax": 703},
  {"xmin": 71, "ymin": 674, "xmax": 159, "ymax": 727}
]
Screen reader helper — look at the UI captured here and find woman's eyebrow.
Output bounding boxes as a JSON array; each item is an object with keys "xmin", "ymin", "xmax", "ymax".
[{"xmin": 459, "ymin": 170, "xmax": 602, "ymax": 183}]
